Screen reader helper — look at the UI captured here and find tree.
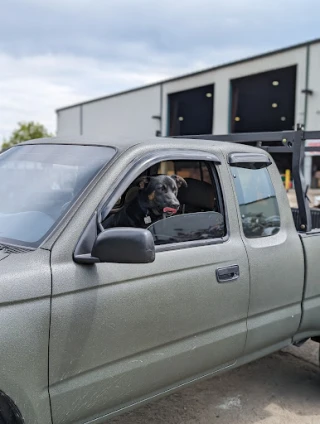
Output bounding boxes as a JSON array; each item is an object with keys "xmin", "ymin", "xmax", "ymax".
[{"xmin": 1, "ymin": 121, "xmax": 53, "ymax": 151}]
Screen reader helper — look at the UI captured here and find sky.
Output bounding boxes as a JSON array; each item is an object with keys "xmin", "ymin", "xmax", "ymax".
[{"xmin": 1, "ymin": 0, "xmax": 320, "ymax": 144}]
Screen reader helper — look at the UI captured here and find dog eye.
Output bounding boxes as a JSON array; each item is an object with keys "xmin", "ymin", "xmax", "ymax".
[{"xmin": 162, "ymin": 185, "xmax": 167, "ymax": 192}]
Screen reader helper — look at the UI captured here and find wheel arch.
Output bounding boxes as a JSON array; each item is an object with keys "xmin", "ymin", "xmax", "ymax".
[{"xmin": 0, "ymin": 390, "xmax": 24, "ymax": 424}]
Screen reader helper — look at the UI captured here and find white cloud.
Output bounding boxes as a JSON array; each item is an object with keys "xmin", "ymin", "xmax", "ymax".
[
  {"xmin": 0, "ymin": 54, "xmax": 85, "ymax": 142},
  {"xmin": 0, "ymin": 44, "xmax": 260, "ymax": 144}
]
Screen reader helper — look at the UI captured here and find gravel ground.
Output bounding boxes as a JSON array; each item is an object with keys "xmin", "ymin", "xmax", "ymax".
[{"xmin": 109, "ymin": 341, "xmax": 320, "ymax": 424}]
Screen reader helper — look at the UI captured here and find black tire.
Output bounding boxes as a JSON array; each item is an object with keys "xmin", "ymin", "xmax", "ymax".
[{"xmin": 0, "ymin": 392, "xmax": 23, "ymax": 424}]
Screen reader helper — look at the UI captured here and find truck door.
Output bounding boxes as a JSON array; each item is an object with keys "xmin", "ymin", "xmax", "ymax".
[
  {"xmin": 48, "ymin": 149, "xmax": 250, "ymax": 424},
  {"xmin": 228, "ymin": 151, "xmax": 305, "ymax": 355}
]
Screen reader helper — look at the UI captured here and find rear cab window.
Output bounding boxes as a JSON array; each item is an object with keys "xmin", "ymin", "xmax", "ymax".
[{"xmin": 230, "ymin": 153, "xmax": 280, "ymax": 238}]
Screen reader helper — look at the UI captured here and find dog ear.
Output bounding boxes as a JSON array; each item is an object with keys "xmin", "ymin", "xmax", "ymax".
[
  {"xmin": 170, "ymin": 174, "xmax": 188, "ymax": 188},
  {"xmin": 137, "ymin": 176, "xmax": 151, "ymax": 190}
]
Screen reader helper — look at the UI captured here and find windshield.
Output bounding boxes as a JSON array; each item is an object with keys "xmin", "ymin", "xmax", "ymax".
[{"xmin": 0, "ymin": 144, "xmax": 116, "ymax": 247}]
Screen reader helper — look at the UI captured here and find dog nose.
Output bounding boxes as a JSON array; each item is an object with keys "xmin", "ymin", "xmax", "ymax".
[{"xmin": 171, "ymin": 201, "xmax": 180, "ymax": 209}]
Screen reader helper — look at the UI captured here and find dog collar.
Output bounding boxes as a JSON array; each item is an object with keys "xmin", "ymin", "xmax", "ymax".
[
  {"xmin": 144, "ymin": 214, "xmax": 152, "ymax": 225},
  {"xmin": 144, "ymin": 207, "xmax": 162, "ymax": 225}
]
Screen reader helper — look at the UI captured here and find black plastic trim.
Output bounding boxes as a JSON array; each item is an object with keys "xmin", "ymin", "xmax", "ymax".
[
  {"xmin": 74, "ymin": 253, "xmax": 100, "ymax": 264},
  {"xmin": 92, "ymin": 227, "xmax": 155, "ymax": 264},
  {"xmin": 228, "ymin": 152, "xmax": 272, "ymax": 168},
  {"xmin": 73, "ymin": 213, "xmax": 99, "ymax": 264},
  {"xmin": 155, "ymin": 235, "xmax": 228, "ymax": 253}
]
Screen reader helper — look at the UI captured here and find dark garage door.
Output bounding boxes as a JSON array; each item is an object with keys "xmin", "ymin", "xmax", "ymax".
[
  {"xmin": 168, "ymin": 84, "xmax": 214, "ymax": 136},
  {"xmin": 231, "ymin": 65, "xmax": 297, "ymax": 133}
]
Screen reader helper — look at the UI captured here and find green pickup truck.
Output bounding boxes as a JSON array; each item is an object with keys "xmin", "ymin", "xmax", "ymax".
[{"xmin": 0, "ymin": 129, "xmax": 319, "ymax": 424}]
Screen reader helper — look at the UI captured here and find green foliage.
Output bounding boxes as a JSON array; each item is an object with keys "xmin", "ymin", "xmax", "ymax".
[{"xmin": 1, "ymin": 121, "xmax": 53, "ymax": 151}]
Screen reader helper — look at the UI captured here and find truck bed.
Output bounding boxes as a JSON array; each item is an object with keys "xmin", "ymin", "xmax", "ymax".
[{"xmin": 291, "ymin": 207, "xmax": 320, "ymax": 231}]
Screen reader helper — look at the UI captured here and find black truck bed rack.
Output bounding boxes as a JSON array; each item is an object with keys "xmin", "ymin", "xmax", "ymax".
[{"xmin": 174, "ymin": 125, "xmax": 320, "ymax": 233}]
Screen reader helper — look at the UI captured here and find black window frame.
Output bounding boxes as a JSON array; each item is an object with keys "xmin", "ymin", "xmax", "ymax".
[{"xmin": 97, "ymin": 150, "xmax": 229, "ymax": 253}]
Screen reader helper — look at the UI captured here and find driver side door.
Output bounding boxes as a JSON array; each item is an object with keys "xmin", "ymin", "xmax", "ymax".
[{"xmin": 48, "ymin": 151, "xmax": 250, "ymax": 424}]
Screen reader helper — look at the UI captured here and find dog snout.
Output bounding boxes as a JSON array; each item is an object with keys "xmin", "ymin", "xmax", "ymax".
[{"xmin": 170, "ymin": 200, "xmax": 180, "ymax": 210}]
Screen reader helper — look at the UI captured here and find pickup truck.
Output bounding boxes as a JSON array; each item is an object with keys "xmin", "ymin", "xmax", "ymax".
[{"xmin": 0, "ymin": 129, "xmax": 319, "ymax": 424}]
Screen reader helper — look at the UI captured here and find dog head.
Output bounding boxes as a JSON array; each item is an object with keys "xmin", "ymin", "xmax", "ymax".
[{"xmin": 137, "ymin": 174, "xmax": 187, "ymax": 215}]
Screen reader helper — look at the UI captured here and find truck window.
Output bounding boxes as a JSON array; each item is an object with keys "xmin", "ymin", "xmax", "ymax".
[
  {"xmin": 102, "ymin": 160, "xmax": 226, "ymax": 247},
  {"xmin": 232, "ymin": 166, "xmax": 280, "ymax": 238},
  {"xmin": 0, "ymin": 144, "xmax": 116, "ymax": 248}
]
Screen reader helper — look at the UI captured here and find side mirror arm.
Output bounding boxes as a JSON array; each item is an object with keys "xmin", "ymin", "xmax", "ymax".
[
  {"xmin": 73, "ymin": 213, "xmax": 100, "ymax": 265},
  {"xmin": 74, "ymin": 253, "xmax": 100, "ymax": 264}
]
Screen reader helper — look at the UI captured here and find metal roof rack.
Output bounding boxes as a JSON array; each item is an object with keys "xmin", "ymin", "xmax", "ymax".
[{"xmin": 175, "ymin": 125, "xmax": 320, "ymax": 233}]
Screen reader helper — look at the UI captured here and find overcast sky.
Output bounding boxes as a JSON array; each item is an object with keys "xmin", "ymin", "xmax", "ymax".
[{"xmin": 1, "ymin": 0, "xmax": 320, "ymax": 143}]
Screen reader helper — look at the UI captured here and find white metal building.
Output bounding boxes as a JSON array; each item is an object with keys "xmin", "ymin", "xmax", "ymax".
[{"xmin": 56, "ymin": 38, "xmax": 320, "ymax": 187}]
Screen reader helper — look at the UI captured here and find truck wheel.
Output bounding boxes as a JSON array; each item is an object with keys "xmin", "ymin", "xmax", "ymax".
[{"xmin": 0, "ymin": 391, "xmax": 23, "ymax": 424}]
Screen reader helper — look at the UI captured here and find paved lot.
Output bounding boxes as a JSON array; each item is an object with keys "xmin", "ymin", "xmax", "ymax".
[{"xmin": 110, "ymin": 341, "xmax": 320, "ymax": 424}]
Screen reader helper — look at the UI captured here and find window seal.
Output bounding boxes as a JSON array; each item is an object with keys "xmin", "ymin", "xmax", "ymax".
[{"xmin": 155, "ymin": 234, "xmax": 229, "ymax": 253}]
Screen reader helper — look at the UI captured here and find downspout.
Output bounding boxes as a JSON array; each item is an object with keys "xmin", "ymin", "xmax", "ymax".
[
  {"xmin": 228, "ymin": 83, "xmax": 233, "ymax": 134},
  {"xmin": 55, "ymin": 111, "xmax": 59, "ymax": 136},
  {"xmin": 152, "ymin": 84, "xmax": 163, "ymax": 137},
  {"xmin": 80, "ymin": 105, "xmax": 83, "ymax": 136},
  {"xmin": 304, "ymin": 44, "xmax": 311, "ymax": 129},
  {"xmin": 160, "ymin": 83, "xmax": 163, "ymax": 136}
]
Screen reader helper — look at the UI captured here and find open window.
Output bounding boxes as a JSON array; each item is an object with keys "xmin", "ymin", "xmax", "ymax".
[
  {"xmin": 100, "ymin": 158, "xmax": 226, "ymax": 248},
  {"xmin": 74, "ymin": 153, "xmax": 227, "ymax": 264}
]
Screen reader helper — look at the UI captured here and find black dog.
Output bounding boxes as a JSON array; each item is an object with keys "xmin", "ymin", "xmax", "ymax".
[{"xmin": 103, "ymin": 174, "xmax": 187, "ymax": 229}]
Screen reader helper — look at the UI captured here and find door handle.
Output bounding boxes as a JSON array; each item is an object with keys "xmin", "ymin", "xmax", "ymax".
[{"xmin": 216, "ymin": 265, "xmax": 240, "ymax": 283}]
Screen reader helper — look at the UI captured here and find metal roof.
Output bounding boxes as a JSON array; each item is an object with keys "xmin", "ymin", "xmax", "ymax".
[{"xmin": 56, "ymin": 37, "xmax": 320, "ymax": 112}]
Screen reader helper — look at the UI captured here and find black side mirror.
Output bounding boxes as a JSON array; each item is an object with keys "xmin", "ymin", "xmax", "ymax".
[{"xmin": 89, "ymin": 227, "xmax": 155, "ymax": 264}]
